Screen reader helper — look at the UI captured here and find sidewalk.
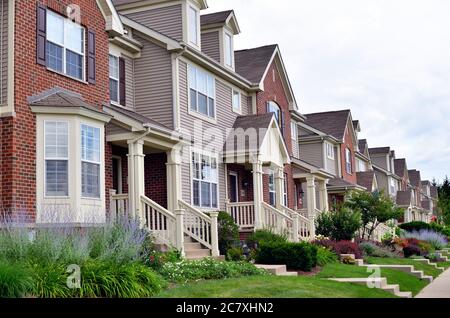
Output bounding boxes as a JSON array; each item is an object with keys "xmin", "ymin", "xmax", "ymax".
[{"xmin": 416, "ymin": 268, "xmax": 450, "ymax": 298}]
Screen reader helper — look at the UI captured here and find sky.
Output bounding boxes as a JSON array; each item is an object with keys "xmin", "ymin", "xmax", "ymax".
[{"xmin": 204, "ymin": 0, "xmax": 450, "ymax": 183}]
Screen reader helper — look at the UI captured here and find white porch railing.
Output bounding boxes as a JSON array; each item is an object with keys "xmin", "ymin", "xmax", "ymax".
[
  {"xmin": 261, "ymin": 202, "xmax": 295, "ymax": 239},
  {"xmin": 178, "ymin": 200, "xmax": 219, "ymax": 256},
  {"xmin": 226, "ymin": 201, "xmax": 255, "ymax": 230},
  {"xmin": 141, "ymin": 195, "xmax": 177, "ymax": 247},
  {"xmin": 297, "ymin": 208, "xmax": 309, "ymax": 219},
  {"xmin": 109, "ymin": 190, "xmax": 130, "ymax": 220},
  {"xmin": 283, "ymin": 206, "xmax": 311, "ymax": 241}
]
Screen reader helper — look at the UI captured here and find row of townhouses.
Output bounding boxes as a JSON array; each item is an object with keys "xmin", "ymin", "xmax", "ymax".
[{"xmin": 0, "ymin": 0, "xmax": 439, "ymax": 258}]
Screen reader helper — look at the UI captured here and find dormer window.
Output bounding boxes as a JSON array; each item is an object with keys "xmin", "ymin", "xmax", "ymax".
[
  {"xmin": 326, "ymin": 142, "xmax": 335, "ymax": 160},
  {"xmin": 46, "ymin": 10, "xmax": 85, "ymax": 80},
  {"xmin": 188, "ymin": 5, "xmax": 200, "ymax": 46},
  {"xmin": 224, "ymin": 32, "xmax": 233, "ymax": 67}
]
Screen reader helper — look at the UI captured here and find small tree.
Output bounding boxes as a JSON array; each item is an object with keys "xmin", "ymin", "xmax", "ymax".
[
  {"xmin": 216, "ymin": 212, "xmax": 240, "ymax": 255},
  {"xmin": 315, "ymin": 205, "xmax": 362, "ymax": 241},
  {"xmin": 438, "ymin": 176, "xmax": 450, "ymax": 226},
  {"xmin": 345, "ymin": 190, "xmax": 403, "ymax": 240}
]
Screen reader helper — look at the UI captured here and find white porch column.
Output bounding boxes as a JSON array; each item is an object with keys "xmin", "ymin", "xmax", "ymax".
[
  {"xmin": 306, "ymin": 176, "xmax": 316, "ymax": 238},
  {"xmin": 128, "ymin": 140, "xmax": 145, "ymax": 222},
  {"xmin": 275, "ymin": 166, "xmax": 285, "ymax": 210},
  {"xmin": 252, "ymin": 160, "xmax": 264, "ymax": 229},
  {"xmin": 166, "ymin": 147, "xmax": 182, "ymax": 213},
  {"xmin": 318, "ymin": 180, "xmax": 329, "ymax": 212}
]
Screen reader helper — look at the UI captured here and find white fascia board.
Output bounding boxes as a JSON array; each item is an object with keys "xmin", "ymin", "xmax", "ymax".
[{"xmin": 97, "ymin": 0, "xmax": 125, "ymax": 36}]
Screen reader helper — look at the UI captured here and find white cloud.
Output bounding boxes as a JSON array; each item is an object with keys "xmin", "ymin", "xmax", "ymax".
[{"xmin": 205, "ymin": 0, "xmax": 450, "ymax": 181}]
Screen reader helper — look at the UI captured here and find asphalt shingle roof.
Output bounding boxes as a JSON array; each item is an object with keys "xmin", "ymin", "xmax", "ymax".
[
  {"xmin": 303, "ymin": 110, "xmax": 351, "ymax": 141},
  {"xmin": 107, "ymin": 104, "xmax": 172, "ymax": 131},
  {"xmin": 234, "ymin": 45, "xmax": 277, "ymax": 84},
  {"xmin": 394, "ymin": 159, "xmax": 407, "ymax": 178},
  {"xmin": 369, "ymin": 147, "xmax": 391, "ymax": 155},
  {"xmin": 356, "ymin": 171, "xmax": 375, "ymax": 191},
  {"xmin": 396, "ymin": 190, "xmax": 412, "ymax": 206},
  {"xmin": 408, "ymin": 170, "xmax": 422, "ymax": 188},
  {"xmin": 201, "ymin": 10, "xmax": 233, "ymax": 26}
]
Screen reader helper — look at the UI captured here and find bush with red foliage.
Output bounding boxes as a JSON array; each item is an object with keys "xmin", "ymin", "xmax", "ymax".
[{"xmin": 314, "ymin": 240, "xmax": 363, "ymax": 259}]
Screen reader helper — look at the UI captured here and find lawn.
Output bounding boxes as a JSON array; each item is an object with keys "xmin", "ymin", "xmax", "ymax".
[
  {"xmin": 317, "ymin": 263, "xmax": 428, "ymax": 296},
  {"xmin": 156, "ymin": 275, "xmax": 396, "ymax": 298},
  {"xmin": 365, "ymin": 257, "xmax": 442, "ymax": 278}
]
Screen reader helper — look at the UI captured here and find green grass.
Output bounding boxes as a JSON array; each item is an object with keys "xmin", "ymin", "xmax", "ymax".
[
  {"xmin": 365, "ymin": 257, "xmax": 442, "ymax": 278},
  {"xmin": 317, "ymin": 263, "xmax": 428, "ymax": 296},
  {"xmin": 438, "ymin": 261, "xmax": 450, "ymax": 268},
  {"xmin": 155, "ymin": 275, "xmax": 395, "ymax": 298}
]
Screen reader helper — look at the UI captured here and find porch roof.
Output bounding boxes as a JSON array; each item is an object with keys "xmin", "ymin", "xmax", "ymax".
[
  {"xmin": 327, "ymin": 178, "xmax": 365, "ymax": 192},
  {"xmin": 291, "ymin": 157, "xmax": 334, "ymax": 180},
  {"xmin": 356, "ymin": 171, "xmax": 376, "ymax": 191}
]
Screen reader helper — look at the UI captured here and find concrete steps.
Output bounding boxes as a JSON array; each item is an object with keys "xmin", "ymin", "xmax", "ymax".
[
  {"xmin": 255, "ymin": 264, "xmax": 298, "ymax": 276},
  {"xmin": 183, "ymin": 236, "xmax": 212, "ymax": 260},
  {"xmin": 360, "ymin": 264, "xmax": 433, "ymax": 283},
  {"xmin": 411, "ymin": 258, "xmax": 445, "ymax": 271},
  {"xmin": 328, "ymin": 277, "xmax": 412, "ymax": 298}
]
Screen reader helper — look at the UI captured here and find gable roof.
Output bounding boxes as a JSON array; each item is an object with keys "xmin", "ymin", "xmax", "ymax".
[
  {"xmin": 235, "ymin": 45, "xmax": 278, "ymax": 84},
  {"xmin": 408, "ymin": 170, "xmax": 422, "ymax": 188},
  {"xmin": 200, "ymin": 10, "xmax": 240, "ymax": 34},
  {"xmin": 356, "ymin": 171, "xmax": 376, "ymax": 191},
  {"xmin": 430, "ymin": 186, "xmax": 438, "ymax": 199},
  {"xmin": 394, "ymin": 159, "xmax": 407, "ymax": 178},
  {"xmin": 106, "ymin": 103, "xmax": 172, "ymax": 131},
  {"xmin": 396, "ymin": 190, "xmax": 412, "ymax": 206},
  {"xmin": 303, "ymin": 110, "xmax": 351, "ymax": 141},
  {"xmin": 369, "ymin": 147, "xmax": 390, "ymax": 156},
  {"xmin": 328, "ymin": 177, "xmax": 364, "ymax": 191}
]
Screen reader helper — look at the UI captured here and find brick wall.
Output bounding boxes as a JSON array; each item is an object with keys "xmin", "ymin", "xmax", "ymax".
[
  {"xmin": 144, "ymin": 153, "xmax": 167, "ymax": 209},
  {"xmin": 1, "ymin": 0, "xmax": 110, "ymax": 220},
  {"xmin": 227, "ymin": 164, "xmax": 254, "ymax": 202},
  {"xmin": 256, "ymin": 60, "xmax": 295, "ymax": 209}
]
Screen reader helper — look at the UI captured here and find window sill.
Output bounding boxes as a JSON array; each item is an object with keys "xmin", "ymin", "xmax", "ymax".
[
  {"xmin": 81, "ymin": 197, "xmax": 102, "ymax": 201},
  {"xmin": 232, "ymin": 107, "xmax": 242, "ymax": 115},
  {"xmin": 46, "ymin": 67, "xmax": 88, "ymax": 85},
  {"xmin": 188, "ymin": 108, "xmax": 217, "ymax": 124}
]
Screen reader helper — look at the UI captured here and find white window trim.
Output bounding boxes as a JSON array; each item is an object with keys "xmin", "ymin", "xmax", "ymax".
[
  {"xmin": 187, "ymin": 4, "xmax": 200, "ymax": 47},
  {"xmin": 109, "ymin": 54, "xmax": 120, "ymax": 105},
  {"xmin": 268, "ymin": 170, "xmax": 276, "ymax": 206},
  {"xmin": 187, "ymin": 63, "xmax": 217, "ymax": 123},
  {"xmin": 46, "ymin": 10, "xmax": 86, "ymax": 82},
  {"xmin": 232, "ymin": 89, "xmax": 241, "ymax": 114},
  {"xmin": 190, "ymin": 149, "xmax": 220, "ymax": 210},
  {"xmin": 326, "ymin": 142, "xmax": 335, "ymax": 160},
  {"xmin": 81, "ymin": 124, "xmax": 102, "ymax": 200},
  {"xmin": 223, "ymin": 29, "xmax": 234, "ymax": 69},
  {"xmin": 229, "ymin": 171, "xmax": 239, "ymax": 203},
  {"xmin": 44, "ymin": 120, "xmax": 70, "ymax": 199},
  {"xmin": 345, "ymin": 148, "xmax": 352, "ymax": 175}
]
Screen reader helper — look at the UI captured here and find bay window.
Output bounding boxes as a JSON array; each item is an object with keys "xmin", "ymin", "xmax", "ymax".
[
  {"xmin": 109, "ymin": 55, "xmax": 119, "ymax": 103},
  {"xmin": 45, "ymin": 121, "xmax": 69, "ymax": 197},
  {"xmin": 192, "ymin": 152, "xmax": 218, "ymax": 208},
  {"xmin": 189, "ymin": 65, "xmax": 216, "ymax": 118},
  {"xmin": 81, "ymin": 124, "xmax": 101, "ymax": 198},
  {"xmin": 46, "ymin": 10, "xmax": 85, "ymax": 80}
]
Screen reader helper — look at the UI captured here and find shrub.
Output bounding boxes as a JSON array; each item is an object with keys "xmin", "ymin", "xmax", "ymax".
[
  {"xmin": 159, "ymin": 258, "xmax": 267, "ymax": 283},
  {"xmin": 0, "ymin": 261, "xmax": 34, "ymax": 298},
  {"xmin": 247, "ymin": 229, "xmax": 288, "ymax": 248},
  {"xmin": 226, "ymin": 247, "xmax": 245, "ymax": 261},
  {"xmin": 145, "ymin": 249, "xmax": 181, "ymax": 271},
  {"xmin": 217, "ymin": 212, "xmax": 240, "ymax": 256},
  {"xmin": 315, "ymin": 240, "xmax": 363, "ymax": 259},
  {"xmin": 359, "ymin": 241, "xmax": 398, "ymax": 258},
  {"xmin": 342, "ymin": 256, "xmax": 356, "ymax": 265},
  {"xmin": 399, "ymin": 221, "xmax": 431, "ymax": 233},
  {"xmin": 403, "ymin": 245, "xmax": 423, "ymax": 258},
  {"xmin": 403, "ymin": 230, "xmax": 448, "ymax": 250},
  {"xmin": 316, "ymin": 247, "xmax": 338, "ymax": 266},
  {"xmin": 315, "ymin": 207, "xmax": 361, "ymax": 241},
  {"xmin": 255, "ymin": 241, "xmax": 318, "ymax": 271}
]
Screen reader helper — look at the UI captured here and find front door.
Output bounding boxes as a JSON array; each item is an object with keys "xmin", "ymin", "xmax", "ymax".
[{"xmin": 229, "ymin": 172, "xmax": 239, "ymax": 203}]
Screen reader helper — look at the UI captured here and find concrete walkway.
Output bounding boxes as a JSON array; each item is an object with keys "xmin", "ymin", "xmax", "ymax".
[{"xmin": 416, "ymin": 268, "xmax": 450, "ymax": 298}]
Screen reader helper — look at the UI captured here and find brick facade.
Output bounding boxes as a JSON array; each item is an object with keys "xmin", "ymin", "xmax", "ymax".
[
  {"xmin": 1, "ymin": 0, "xmax": 109, "ymax": 220},
  {"xmin": 340, "ymin": 125, "xmax": 357, "ymax": 184},
  {"xmin": 256, "ymin": 60, "xmax": 295, "ymax": 209},
  {"xmin": 144, "ymin": 153, "xmax": 168, "ymax": 209}
]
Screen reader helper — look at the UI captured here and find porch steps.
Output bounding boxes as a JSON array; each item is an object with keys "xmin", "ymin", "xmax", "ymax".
[
  {"xmin": 411, "ymin": 258, "xmax": 445, "ymax": 271},
  {"xmin": 359, "ymin": 264, "xmax": 433, "ymax": 283},
  {"xmin": 255, "ymin": 264, "xmax": 298, "ymax": 276},
  {"xmin": 183, "ymin": 235, "xmax": 218, "ymax": 260},
  {"xmin": 328, "ymin": 278, "xmax": 412, "ymax": 298}
]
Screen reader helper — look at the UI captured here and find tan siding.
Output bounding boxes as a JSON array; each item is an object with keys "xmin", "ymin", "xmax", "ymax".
[
  {"xmin": 299, "ymin": 142, "xmax": 324, "ymax": 168},
  {"xmin": 133, "ymin": 34, "xmax": 173, "ymax": 129},
  {"xmin": 326, "ymin": 156, "xmax": 337, "ymax": 175},
  {"xmin": 179, "ymin": 60, "xmax": 247, "ymax": 209},
  {"xmin": 125, "ymin": 4, "xmax": 183, "ymax": 42},
  {"xmin": 201, "ymin": 31, "xmax": 220, "ymax": 62},
  {"xmin": 124, "ymin": 56, "xmax": 135, "ymax": 108},
  {"xmin": 292, "ymin": 139, "xmax": 299, "ymax": 159},
  {"xmin": 0, "ymin": 0, "xmax": 8, "ymax": 106},
  {"xmin": 106, "ymin": 123, "xmax": 130, "ymax": 135}
]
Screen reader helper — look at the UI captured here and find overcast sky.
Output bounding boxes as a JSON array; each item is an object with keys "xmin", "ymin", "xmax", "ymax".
[{"xmin": 204, "ymin": 0, "xmax": 450, "ymax": 182}]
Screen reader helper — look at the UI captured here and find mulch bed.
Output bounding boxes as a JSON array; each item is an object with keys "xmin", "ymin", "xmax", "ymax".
[{"xmin": 296, "ymin": 266, "xmax": 322, "ymax": 276}]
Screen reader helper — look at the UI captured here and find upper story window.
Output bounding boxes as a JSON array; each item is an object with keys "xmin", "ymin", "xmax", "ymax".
[
  {"xmin": 326, "ymin": 142, "xmax": 335, "ymax": 160},
  {"xmin": 46, "ymin": 10, "xmax": 85, "ymax": 80},
  {"xmin": 109, "ymin": 55, "xmax": 119, "ymax": 103},
  {"xmin": 232, "ymin": 89, "xmax": 241, "ymax": 113},
  {"xmin": 224, "ymin": 32, "xmax": 233, "ymax": 67},
  {"xmin": 192, "ymin": 151, "xmax": 218, "ymax": 209},
  {"xmin": 81, "ymin": 124, "xmax": 101, "ymax": 198},
  {"xmin": 189, "ymin": 64, "xmax": 216, "ymax": 119},
  {"xmin": 358, "ymin": 158, "xmax": 366, "ymax": 172},
  {"xmin": 345, "ymin": 148, "xmax": 352, "ymax": 174},
  {"xmin": 188, "ymin": 6, "xmax": 199, "ymax": 46},
  {"xmin": 268, "ymin": 171, "xmax": 276, "ymax": 206},
  {"xmin": 267, "ymin": 101, "xmax": 281, "ymax": 124},
  {"xmin": 45, "ymin": 121, "xmax": 69, "ymax": 197}
]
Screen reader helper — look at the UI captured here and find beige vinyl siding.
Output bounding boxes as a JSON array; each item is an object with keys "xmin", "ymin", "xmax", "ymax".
[
  {"xmin": 201, "ymin": 31, "xmax": 220, "ymax": 62},
  {"xmin": 106, "ymin": 123, "xmax": 130, "ymax": 136},
  {"xmin": 0, "ymin": 0, "xmax": 8, "ymax": 106},
  {"xmin": 133, "ymin": 33, "xmax": 173, "ymax": 129},
  {"xmin": 299, "ymin": 142, "xmax": 324, "ymax": 169},
  {"xmin": 124, "ymin": 56, "xmax": 135, "ymax": 108},
  {"xmin": 179, "ymin": 60, "xmax": 247, "ymax": 209},
  {"xmin": 326, "ymin": 156, "xmax": 337, "ymax": 175},
  {"xmin": 125, "ymin": 4, "xmax": 183, "ymax": 42}
]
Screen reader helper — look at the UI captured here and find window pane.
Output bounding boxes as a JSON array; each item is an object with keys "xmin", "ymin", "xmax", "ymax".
[
  {"xmin": 81, "ymin": 125, "xmax": 101, "ymax": 163},
  {"xmin": 192, "ymin": 153, "xmax": 200, "ymax": 179},
  {"xmin": 225, "ymin": 33, "xmax": 232, "ymax": 66},
  {"xmin": 82, "ymin": 162, "xmax": 100, "ymax": 198},
  {"xmin": 211, "ymin": 183, "xmax": 218, "ymax": 208},
  {"xmin": 198, "ymin": 93, "xmax": 208, "ymax": 115},
  {"xmin": 109, "ymin": 55, "xmax": 119, "ymax": 79},
  {"xmin": 207, "ymin": 75, "xmax": 215, "ymax": 97},
  {"xmin": 197, "ymin": 70, "xmax": 207, "ymax": 95},
  {"xmin": 47, "ymin": 12, "xmax": 64, "ymax": 45},
  {"xmin": 47, "ymin": 42, "xmax": 63, "ymax": 73},
  {"xmin": 66, "ymin": 21, "xmax": 84, "ymax": 53},
  {"xmin": 190, "ymin": 89, "xmax": 197, "ymax": 111},
  {"xmin": 189, "ymin": 7, "xmax": 198, "ymax": 45},
  {"xmin": 208, "ymin": 98, "xmax": 215, "ymax": 118},
  {"xmin": 110, "ymin": 79, "xmax": 119, "ymax": 103},
  {"xmin": 233, "ymin": 91, "xmax": 240, "ymax": 110},
  {"xmin": 189, "ymin": 66, "xmax": 196, "ymax": 89},
  {"xmin": 45, "ymin": 122, "xmax": 68, "ymax": 159},
  {"xmin": 46, "ymin": 160, "xmax": 68, "ymax": 196},
  {"xmin": 66, "ymin": 50, "xmax": 83, "ymax": 80},
  {"xmin": 201, "ymin": 182, "xmax": 211, "ymax": 207},
  {"xmin": 201, "ymin": 155, "xmax": 210, "ymax": 180},
  {"xmin": 193, "ymin": 180, "xmax": 200, "ymax": 206}
]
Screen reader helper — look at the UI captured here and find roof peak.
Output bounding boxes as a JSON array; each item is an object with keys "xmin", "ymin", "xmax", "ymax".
[
  {"xmin": 303, "ymin": 109, "xmax": 351, "ymax": 116},
  {"xmin": 235, "ymin": 44, "xmax": 278, "ymax": 53}
]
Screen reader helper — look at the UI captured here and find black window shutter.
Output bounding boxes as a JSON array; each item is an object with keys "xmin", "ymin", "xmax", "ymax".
[
  {"xmin": 87, "ymin": 30, "xmax": 96, "ymax": 84},
  {"xmin": 119, "ymin": 57, "xmax": 126, "ymax": 106},
  {"xmin": 280, "ymin": 110, "xmax": 285, "ymax": 137},
  {"xmin": 36, "ymin": 4, "xmax": 47, "ymax": 66}
]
